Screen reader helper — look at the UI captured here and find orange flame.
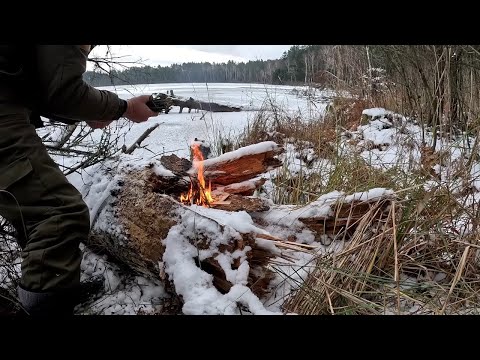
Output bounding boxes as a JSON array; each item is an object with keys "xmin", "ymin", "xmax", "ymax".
[{"xmin": 180, "ymin": 143, "xmax": 214, "ymax": 206}]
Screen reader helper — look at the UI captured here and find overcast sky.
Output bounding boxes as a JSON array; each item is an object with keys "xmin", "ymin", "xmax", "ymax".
[{"xmin": 88, "ymin": 45, "xmax": 292, "ymax": 70}]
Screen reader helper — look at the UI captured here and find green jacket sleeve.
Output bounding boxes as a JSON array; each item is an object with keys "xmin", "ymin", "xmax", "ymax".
[{"xmin": 34, "ymin": 45, "xmax": 126, "ymax": 122}]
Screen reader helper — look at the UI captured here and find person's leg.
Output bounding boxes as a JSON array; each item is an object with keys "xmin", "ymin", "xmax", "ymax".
[{"xmin": 0, "ymin": 116, "xmax": 90, "ymax": 315}]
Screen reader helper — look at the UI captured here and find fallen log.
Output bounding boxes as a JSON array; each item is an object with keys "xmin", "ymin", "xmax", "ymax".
[
  {"xmin": 83, "ymin": 144, "xmax": 396, "ymax": 314},
  {"xmin": 87, "ymin": 169, "xmax": 277, "ymax": 299},
  {"xmin": 173, "ymin": 97, "xmax": 241, "ymax": 113},
  {"xmin": 148, "ymin": 92, "xmax": 241, "ymax": 114},
  {"xmin": 298, "ymin": 197, "xmax": 392, "ymax": 244},
  {"xmin": 251, "ymin": 189, "xmax": 396, "ymax": 246}
]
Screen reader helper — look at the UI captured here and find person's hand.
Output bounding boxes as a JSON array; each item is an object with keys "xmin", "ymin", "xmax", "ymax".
[
  {"xmin": 86, "ymin": 120, "xmax": 113, "ymax": 129},
  {"xmin": 124, "ymin": 95, "xmax": 159, "ymax": 123}
]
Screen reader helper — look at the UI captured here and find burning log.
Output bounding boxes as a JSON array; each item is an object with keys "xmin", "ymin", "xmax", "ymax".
[
  {"xmin": 84, "ymin": 140, "xmax": 396, "ymax": 314},
  {"xmin": 85, "ymin": 141, "xmax": 287, "ymax": 312},
  {"xmin": 87, "ymin": 169, "xmax": 278, "ymax": 299},
  {"xmin": 199, "ymin": 141, "xmax": 284, "ymax": 186},
  {"xmin": 150, "ymin": 141, "xmax": 283, "ymax": 210}
]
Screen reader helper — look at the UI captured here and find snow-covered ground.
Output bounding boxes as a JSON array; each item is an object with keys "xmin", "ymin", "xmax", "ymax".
[
  {"xmin": 94, "ymin": 83, "xmax": 328, "ymax": 158},
  {"xmin": 43, "ymin": 83, "xmax": 333, "ymax": 315},
  {"xmin": 4, "ymin": 83, "xmax": 479, "ymax": 315}
]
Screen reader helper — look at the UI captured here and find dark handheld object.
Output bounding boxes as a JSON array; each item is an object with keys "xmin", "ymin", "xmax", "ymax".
[{"xmin": 146, "ymin": 93, "xmax": 174, "ymax": 114}]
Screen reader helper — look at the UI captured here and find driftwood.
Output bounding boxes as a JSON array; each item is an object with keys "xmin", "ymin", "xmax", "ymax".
[
  {"xmin": 148, "ymin": 92, "xmax": 241, "ymax": 114},
  {"xmin": 173, "ymin": 97, "xmax": 241, "ymax": 113}
]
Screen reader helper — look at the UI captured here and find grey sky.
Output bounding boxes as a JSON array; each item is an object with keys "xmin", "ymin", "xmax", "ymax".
[
  {"xmin": 88, "ymin": 45, "xmax": 292, "ymax": 70},
  {"xmin": 172, "ymin": 45, "xmax": 291, "ymax": 61}
]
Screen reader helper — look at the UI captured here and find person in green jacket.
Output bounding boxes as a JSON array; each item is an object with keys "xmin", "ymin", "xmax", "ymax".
[{"xmin": 0, "ymin": 45, "xmax": 159, "ymax": 316}]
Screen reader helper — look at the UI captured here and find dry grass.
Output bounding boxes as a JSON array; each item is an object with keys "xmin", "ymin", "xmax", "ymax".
[
  {"xmin": 323, "ymin": 96, "xmax": 374, "ymax": 132},
  {"xmin": 283, "ymin": 196, "xmax": 398, "ymax": 315},
  {"xmin": 281, "ymin": 191, "xmax": 480, "ymax": 315},
  {"xmin": 237, "ymin": 95, "xmax": 370, "ymax": 161},
  {"xmin": 227, "ymin": 89, "xmax": 480, "ymax": 315},
  {"xmin": 236, "ymin": 99, "xmax": 337, "ymax": 160},
  {"xmin": 234, "ymin": 95, "xmax": 401, "ymax": 205}
]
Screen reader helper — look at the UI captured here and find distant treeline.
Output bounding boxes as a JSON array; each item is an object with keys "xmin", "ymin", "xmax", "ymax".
[
  {"xmin": 84, "ymin": 44, "xmax": 480, "ymax": 135},
  {"xmin": 83, "ymin": 45, "xmax": 326, "ymax": 87}
]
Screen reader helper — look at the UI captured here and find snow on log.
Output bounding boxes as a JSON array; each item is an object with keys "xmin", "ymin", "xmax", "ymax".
[
  {"xmin": 86, "ymin": 168, "xmax": 278, "ymax": 310},
  {"xmin": 198, "ymin": 141, "xmax": 284, "ymax": 186}
]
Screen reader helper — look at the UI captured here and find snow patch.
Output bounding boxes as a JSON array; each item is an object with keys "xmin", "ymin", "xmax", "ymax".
[
  {"xmin": 162, "ymin": 209, "xmax": 280, "ymax": 315},
  {"xmin": 362, "ymin": 107, "xmax": 394, "ymax": 118}
]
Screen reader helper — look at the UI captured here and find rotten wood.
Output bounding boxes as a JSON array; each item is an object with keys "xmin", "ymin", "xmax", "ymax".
[
  {"xmin": 160, "ymin": 154, "xmax": 192, "ymax": 176},
  {"xmin": 84, "ymin": 142, "xmax": 397, "ymax": 314},
  {"xmin": 299, "ymin": 199, "xmax": 392, "ymax": 242},
  {"xmin": 86, "ymin": 170, "xmax": 276, "ymax": 300}
]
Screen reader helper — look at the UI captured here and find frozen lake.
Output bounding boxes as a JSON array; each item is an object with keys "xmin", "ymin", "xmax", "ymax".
[
  {"xmin": 92, "ymin": 83, "xmax": 331, "ymax": 159},
  {"xmin": 39, "ymin": 82, "xmax": 332, "ymax": 180}
]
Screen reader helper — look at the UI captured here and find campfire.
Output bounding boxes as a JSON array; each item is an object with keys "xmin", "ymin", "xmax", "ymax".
[
  {"xmin": 180, "ymin": 143, "xmax": 214, "ymax": 206},
  {"xmin": 175, "ymin": 141, "xmax": 282, "ymax": 212}
]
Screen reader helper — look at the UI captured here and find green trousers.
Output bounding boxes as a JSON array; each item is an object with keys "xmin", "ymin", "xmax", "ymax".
[{"xmin": 0, "ymin": 115, "xmax": 90, "ymax": 292}]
